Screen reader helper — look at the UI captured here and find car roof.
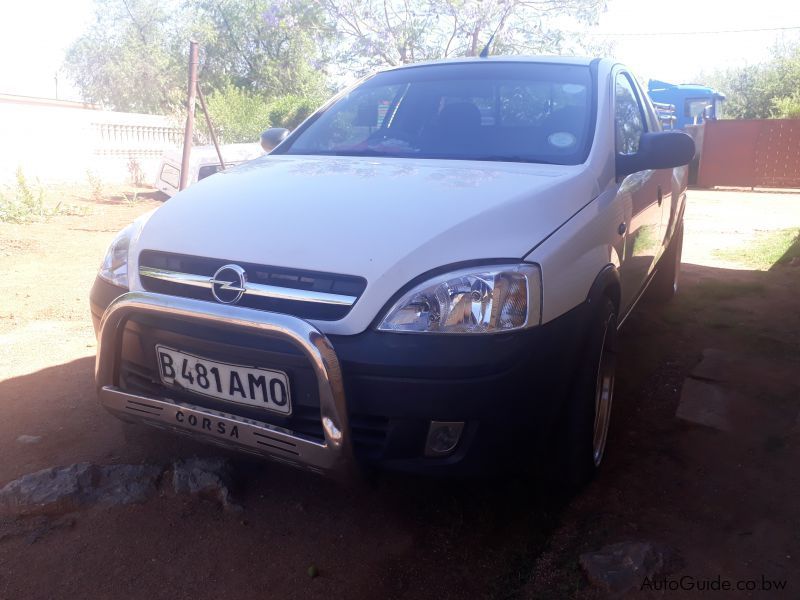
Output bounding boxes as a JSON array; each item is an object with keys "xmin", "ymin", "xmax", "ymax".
[{"xmin": 381, "ymin": 55, "xmax": 602, "ymax": 73}]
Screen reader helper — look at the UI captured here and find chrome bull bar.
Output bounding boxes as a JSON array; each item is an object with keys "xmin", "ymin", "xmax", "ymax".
[{"xmin": 95, "ymin": 291, "xmax": 355, "ymax": 479}]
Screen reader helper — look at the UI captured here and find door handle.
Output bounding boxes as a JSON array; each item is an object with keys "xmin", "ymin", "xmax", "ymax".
[{"xmin": 657, "ymin": 185, "xmax": 663, "ymax": 206}]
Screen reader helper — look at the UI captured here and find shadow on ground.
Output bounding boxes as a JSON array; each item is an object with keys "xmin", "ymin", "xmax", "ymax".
[{"xmin": 1, "ymin": 260, "xmax": 798, "ymax": 599}]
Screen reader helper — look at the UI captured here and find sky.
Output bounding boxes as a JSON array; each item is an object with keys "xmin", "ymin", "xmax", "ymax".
[{"xmin": 0, "ymin": 0, "xmax": 798, "ymax": 103}]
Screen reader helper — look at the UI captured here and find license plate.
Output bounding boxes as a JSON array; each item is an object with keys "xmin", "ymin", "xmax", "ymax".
[{"xmin": 155, "ymin": 345, "xmax": 291, "ymax": 414}]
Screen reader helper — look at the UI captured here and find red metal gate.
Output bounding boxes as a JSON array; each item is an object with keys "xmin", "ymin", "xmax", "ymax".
[{"xmin": 696, "ymin": 119, "xmax": 800, "ymax": 188}]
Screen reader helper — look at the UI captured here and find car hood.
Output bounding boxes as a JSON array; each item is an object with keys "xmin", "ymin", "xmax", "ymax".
[{"xmin": 133, "ymin": 154, "xmax": 599, "ymax": 334}]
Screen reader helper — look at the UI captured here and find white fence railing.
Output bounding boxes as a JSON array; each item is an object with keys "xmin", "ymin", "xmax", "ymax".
[{"xmin": 0, "ymin": 94, "xmax": 183, "ymax": 185}]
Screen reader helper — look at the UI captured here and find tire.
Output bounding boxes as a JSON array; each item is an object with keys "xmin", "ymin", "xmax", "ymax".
[
  {"xmin": 649, "ymin": 219, "xmax": 684, "ymax": 302},
  {"xmin": 551, "ymin": 297, "xmax": 618, "ymax": 491}
]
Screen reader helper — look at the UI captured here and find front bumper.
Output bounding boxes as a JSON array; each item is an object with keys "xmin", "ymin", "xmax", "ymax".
[
  {"xmin": 95, "ymin": 291, "xmax": 355, "ymax": 479},
  {"xmin": 93, "ymin": 282, "xmax": 590, "ymax": 477}
]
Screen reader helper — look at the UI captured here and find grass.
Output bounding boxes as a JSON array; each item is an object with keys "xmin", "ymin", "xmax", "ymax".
[
  {"xmin": 661, "ymin": 280, "xmax": 765, "ymax": 328},
  {"xmin": 0, "ymin": 168, "xmax": 46, "ymax": 223},
  {"xmin": 86, "ymin": 170, "xmax": 105, "ymax": 203},
  {"xmin": 713, "ymin": 228, "xmax": 800, "ymax": 270},
  {"xmin": 0, "ymin": 168, "xmax": 92, "ymax": 223}
]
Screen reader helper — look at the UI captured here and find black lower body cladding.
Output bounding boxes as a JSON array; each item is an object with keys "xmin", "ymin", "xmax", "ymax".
[{"xmin": 91, "ymin": 276, "xmax": 591, "ymax": 475}]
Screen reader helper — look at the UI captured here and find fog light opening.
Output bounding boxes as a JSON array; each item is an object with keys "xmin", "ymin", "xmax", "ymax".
[{"xmin": 425, "ymin": 421, "xmax": 465, "ymax": 457}]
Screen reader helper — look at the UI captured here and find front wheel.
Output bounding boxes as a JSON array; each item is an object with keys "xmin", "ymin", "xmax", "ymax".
[{"xmin": 551, "ymin": 297, "xmax": 618, "ymax": 490}]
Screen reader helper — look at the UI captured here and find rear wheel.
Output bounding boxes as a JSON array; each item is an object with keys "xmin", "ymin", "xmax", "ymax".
[
  {"xmin": 649, "ymin": 219, "xmax": 684, "ymax": 302},
  {"xmin": 551, "ymin": 297, "xmax": 618, "ymax": 490}
]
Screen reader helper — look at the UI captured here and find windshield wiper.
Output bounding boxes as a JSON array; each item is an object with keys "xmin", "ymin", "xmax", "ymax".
[{"xmin": 470, "ymin": 155, "xmax": 559, "ymax": 165}]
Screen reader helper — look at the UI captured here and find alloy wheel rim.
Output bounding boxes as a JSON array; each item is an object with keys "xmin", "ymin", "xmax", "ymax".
[{"xmin": 592, "ymin": 322, "xmax": 615, "ymax": 467}]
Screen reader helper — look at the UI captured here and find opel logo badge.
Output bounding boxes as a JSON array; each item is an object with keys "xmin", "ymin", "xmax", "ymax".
[{"xmin": 210, "ymin": 264, "xmax": 247, "ymax": 304}]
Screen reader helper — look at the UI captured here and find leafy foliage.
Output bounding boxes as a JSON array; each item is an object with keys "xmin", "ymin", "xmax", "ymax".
[
  {"xmin": 704, "ymin": 39, "xmax": 800, "ymax": 119},
  {"xmin": 771, "ymin": 93, "xmax": 800, "ymax": 119},
  {"xmin": 0, "ymin": 168, "xmax": 75, "ymax": 223},
  {"xmin": 199, "ymin": 88, "xmax": 322, "ymax": 143},
  {"xmin": 0, "ymin": 168, "xmax": 45, "ymax": 223},
  {"xmin": 187, "ymin": 0, "xmax": 329, "ymax": 100},
  {"xmin": 320, "ymin": 0, "xmax": 608, "ymax": 76},
  {"xmin": 64, "ymin": 0, "xmax": 185, "ymax": 113},
  {"xmin": 65, "ymin": 0, "xmax": 329, "ymax": 113},
  {"xmin": 266, "ymin": 94, "xmax": 321, "ymax": 130},
  {"xmin": 64, "ymin": 0, "xmax": 611, "ymax": 141},
  {"xmin": 200, "ymin": 84, "xmax": 272, "ymax": 144}
]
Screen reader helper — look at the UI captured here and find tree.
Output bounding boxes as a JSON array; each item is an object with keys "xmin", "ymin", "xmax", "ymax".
[
  {"xmin": 703, "ymin": 38, "xmax": 800, "ymax": 119},
  {"xmin": 64, "ymin": 0, "xmax": 331, "ymax": 113},
  {"xmin": 63, "ymin": 0, "xmax": 185, "ymax": 113},
  {"xmin": 187, "ymin": 0, "xmax": 329, "ymax": 100},
  {"xmin": 65, "ymin": 0, "xmax": 610, "ymax": 115},
  {"xmin": 319, "ymin": 0, "xmax": 608, "ymax": 76}
]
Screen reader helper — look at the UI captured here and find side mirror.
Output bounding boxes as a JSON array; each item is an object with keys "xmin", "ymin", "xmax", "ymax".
[
  {"xmin": 616, "ymin": 131, "xmax": 695, "ymax": 177},
  {"xmin": 260, "ymin": 127, "xmax": 289, "ymax": 152}
]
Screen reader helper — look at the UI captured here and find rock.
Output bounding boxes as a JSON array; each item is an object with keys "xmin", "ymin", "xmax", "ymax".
[
  {"xmin": 0, "ymin": 463, "xmax": 94, "ymax": 516},
  {"xmin": 89, "ymin": 464, "xmax": 163, "ymax": 507},
  {"xmin": 16, "ymin": 435, "xmax": 42, "ymax": 445},
  {"xmin": 171, "ymin": 457, "xmax": 240, "ymax": 512},
  {"xmin": 689, "ymin": 348, "xmax": 737, "ymax": 383},
  {"xmin": 676, "ymin": 378, "xmax": 734, "ymax": 432},
  {"xmin": 580, "ymin": 541, "xmax": 668, "ymax": 595},
  {"xmin": 0, "ymin": 458, "xmax": 238, "ymax": 517},
  {"xmin": 0, "ymin": 463, "xmax": 162, "ymax": 516}
]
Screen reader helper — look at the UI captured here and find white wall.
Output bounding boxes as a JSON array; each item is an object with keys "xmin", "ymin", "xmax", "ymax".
[{"xmin": 0, "ymin": 94, "xmax": 183, "ymax": 185}]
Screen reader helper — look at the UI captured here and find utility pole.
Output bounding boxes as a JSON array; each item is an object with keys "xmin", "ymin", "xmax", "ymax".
[
  {"xmin": 54, "ymin": 72, "xmax": 58, "ymax": 100},
  {"xmin": 179, "ymin": 40, "xmax": 199, "ymax": 191}
]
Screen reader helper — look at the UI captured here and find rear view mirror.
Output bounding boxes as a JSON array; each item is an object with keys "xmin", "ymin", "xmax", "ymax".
[
  {"xmin": 354, "ymin": 102, "xmax": 378, "ymax": 127},
  {"xmin": 616, "ymin": 131, "xmax": 695, "ymax": 177},
  {"xmin": 260, "ymin": 128, "xmax": 289, "ymax": 152}
]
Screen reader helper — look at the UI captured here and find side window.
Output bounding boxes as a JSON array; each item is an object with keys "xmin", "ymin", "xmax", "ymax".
[
  {"xmin": 638, "ymin": 87, "xmax": 662, "ymax": 132},
  {"xmin": 615, "ymin": 74, "xmax": 646, "ymax": 155}
]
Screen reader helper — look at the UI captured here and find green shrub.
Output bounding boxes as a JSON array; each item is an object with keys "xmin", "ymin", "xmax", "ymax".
[
  {"xmin": 0, "ymin": 168, "xmax": 46, "ymax": 223},
  {"xmin": 0, "ymin": 168, "xmax": 88, "ymax": 223},
  {"xmin": 202, "ymin": 84, "xmax": 271, "ymax": 144},
  {"xmin": 772, "ymin": 93, "xmax": 800, "ymax": 118}
]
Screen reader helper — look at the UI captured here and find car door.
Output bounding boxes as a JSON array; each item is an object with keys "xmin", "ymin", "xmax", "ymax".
[
  {"xmin": 637, "ymin": 79, "xmax": 681, "ymax": 266},
  {"xmin": 614, "ymin": 71, "xmax": 663, "ymax": 313}
]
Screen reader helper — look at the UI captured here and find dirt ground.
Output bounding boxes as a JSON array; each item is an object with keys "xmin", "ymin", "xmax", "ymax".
[{"xmin": 0, "ymin": 187, "xmax": 798, "ymax": 599}]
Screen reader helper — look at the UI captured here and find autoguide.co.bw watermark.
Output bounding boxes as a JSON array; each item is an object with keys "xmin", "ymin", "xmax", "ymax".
[{"xmin": 641, "ymin": 574, "xmax": 787, "ymax": 593}]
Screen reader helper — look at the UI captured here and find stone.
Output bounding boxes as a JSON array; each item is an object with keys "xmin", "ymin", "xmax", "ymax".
[
  {"xmin": 16, "ymin": 435, "xmax": 42, "ymax": 444},
  {"xmin": 0, "ymin": 463, "xmax": 94, "ymax": 515},
  {"xmin": 676, "ymin": 378, "xmax": 734, "ymax": 432},
  {"xmin": 0, "ymin": 463, "xmax": 162, "ymax": 516},
  {"xmin": 171, "ymin": 457, "xmax": 240, "ymax": 512},
  {"xmin": 689, "ymin": 348, "xmax": 737, "ymax": 383},
  {"xmin": 89, "ymin": 464, "xmax": 163, "ymax": 507},
  {"xmin": 0, "ymin": 458, "xmax": 238, "ymax": 517},
  {"xmin": 580, "ymin": 541, "xmax": 667, "ymax": 595}
]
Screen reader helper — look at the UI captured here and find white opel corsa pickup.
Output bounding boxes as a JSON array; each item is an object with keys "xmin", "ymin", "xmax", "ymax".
[{"xmin": 91, "ymin": 57, "xmax": 694, "ymax": 485}]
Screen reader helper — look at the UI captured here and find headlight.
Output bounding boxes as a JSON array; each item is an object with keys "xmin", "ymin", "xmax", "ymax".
[
  {"xmin": 378, "ymin": 264, "xmax": 541, "ymax": 334},
  {"xmin": 98, "ymin": 212, "xmax": 153, "ymax": 288}
]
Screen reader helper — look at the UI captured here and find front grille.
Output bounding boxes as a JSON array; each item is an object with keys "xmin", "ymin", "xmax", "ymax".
[
  {"xmin": 349, "ymin": 414, "xmax": 390, "ymax": 460},
  {"xmin": 138, "ymin": 250, "xmax": 367, "ymax": 320}
]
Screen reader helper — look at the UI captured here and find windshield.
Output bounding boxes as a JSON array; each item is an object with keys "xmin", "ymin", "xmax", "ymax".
[{"xmin": 277, "ymin": 62, "xmax": 595, "ymax": 165}]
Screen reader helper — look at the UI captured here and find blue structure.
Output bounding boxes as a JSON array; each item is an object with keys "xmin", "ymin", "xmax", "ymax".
[{"xmin": 647, "ymin": 80, "xmax": 726, "ymax": 130}]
